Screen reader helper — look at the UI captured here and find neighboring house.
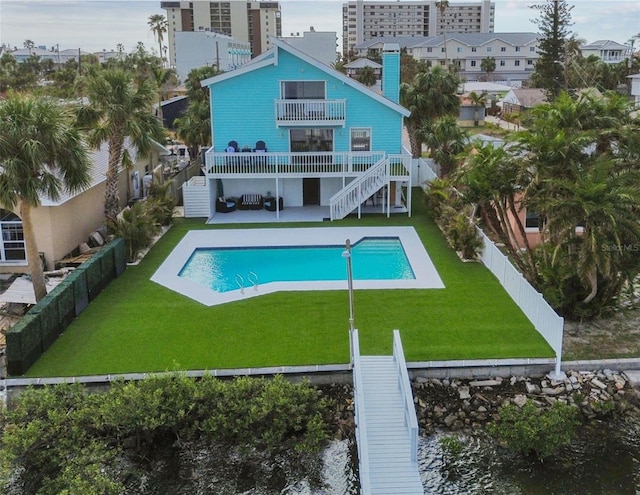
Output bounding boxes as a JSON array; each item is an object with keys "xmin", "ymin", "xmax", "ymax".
[
  {"xmin": 158, "ymin": 95, "xmax": 189, "ymax": 130},
  {"xmin": 10, "ymin": 47, "xmax": 91, "ymax": 66},
  {"xmin": 0, "ymin": 140, "xmax": 168, "ymax": 273},
  {"xmin": 501, "ymin": 88, "xmax": 547, "ymax": 115},
  {"xmin": 174, "ymin": 31, "xmax": 251, "ymax": 82},
  {"xmin": 344, "ymin": 58, "xmax": 382, "ymax": 80},
  {"xmin": 187, "ymin": 38, "xmax": 412, "ymax": 221},
  {"xmin": 280, "ymin": 29, "xmax": 338, "ymax": 67},
  {"xmin": 355, "ymin": 33, "xmax": 540, "ymax": 86},
  {"xmin": 458, "ymin": 94, "xmax": 487, "ymax": 126},
  {"xmin": 581, "ymin": 40, "xmax": 633, "ymax": 64},
  {"xmin": 628, "ymin": 73, "xmax": 640, "ymax": 106}
]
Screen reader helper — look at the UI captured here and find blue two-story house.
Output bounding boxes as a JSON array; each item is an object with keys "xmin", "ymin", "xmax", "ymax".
[{"xmin": 183, "ymin": 38, "xmax": 412, "ymax": 221}]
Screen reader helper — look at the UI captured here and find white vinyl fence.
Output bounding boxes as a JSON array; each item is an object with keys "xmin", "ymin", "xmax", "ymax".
[{"xmin": 476, "ymin": 228, "xmax": 565, "ymax": 377}]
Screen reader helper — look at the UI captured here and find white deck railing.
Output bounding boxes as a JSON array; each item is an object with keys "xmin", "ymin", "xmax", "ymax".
[
  {"xmin": 274, "ymin": 99, "xmax": 346, "ymax": 126},
  {"xmin": 350, "ymin": 329, "xmax": 372, "ymax": 494},
  {"xmin": 476, "ymin": 228, "xmax": 565, "ymax": 377},
  {"xmin": 392, "ymin": 330, "xmax": 419, "ymax": 463},
  {"xmin": 329, "ymin": 157, "xmax": 387, "ymax": 220},
  {"xmin": 205, "ymin": 150, "xmax": 386, "ymax": 178}
]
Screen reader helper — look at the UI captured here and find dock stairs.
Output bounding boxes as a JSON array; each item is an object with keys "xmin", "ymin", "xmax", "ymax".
[{"xmin": 351, "ymin": 329, "xmax": 423, "ymax": 494}]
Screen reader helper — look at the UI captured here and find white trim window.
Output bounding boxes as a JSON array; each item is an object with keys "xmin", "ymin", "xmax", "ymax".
[
  {"xmin": 0, "ymin": 210, "xmax": 26, "ymax": 263},
  {"xmin": 350, "ymin": 128, "xmax": 371, "ymax": 152}
]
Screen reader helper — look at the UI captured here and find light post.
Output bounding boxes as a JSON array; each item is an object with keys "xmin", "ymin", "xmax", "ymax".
[{"xmin": 342, "ymin": 239, "xmax": 355, "ymax": 332}]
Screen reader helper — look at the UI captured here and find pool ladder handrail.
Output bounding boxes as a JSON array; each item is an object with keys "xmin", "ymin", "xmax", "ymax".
[
  {"xmin": 236, "ymin": 272, "xmax": 259, "ymax": 294},
  {"xmin": 248, "ymin": 271, "xmax": 259, "ymax": 291},
  {"xmin": 235, "ymin": 273, "xmax": 245, "ymax": 294}
]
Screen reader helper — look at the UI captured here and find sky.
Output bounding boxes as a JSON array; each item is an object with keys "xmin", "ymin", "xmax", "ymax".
[{"xmin": 0, "ymin": 0, "xmax": 638, "ymax": 55}]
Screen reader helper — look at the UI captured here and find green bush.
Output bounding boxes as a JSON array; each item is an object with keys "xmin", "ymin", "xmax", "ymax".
[
  {"xmin": 487, "ymin": 399, "xmax": 579, "ymax": 461},
  {"xmin": 445, "ymin": 210, "xmax": 483, "ymax": 260},
  {"xmin": 146, "ymin": 179, "xmax": 176, "ymax": 227},
  {"xmin": 0, "ymin": 374, "xmax": 332, "ymax": 493},
  {"xmin": 108, "ymin": 202, "xmax": 159, "ymax": 263}
]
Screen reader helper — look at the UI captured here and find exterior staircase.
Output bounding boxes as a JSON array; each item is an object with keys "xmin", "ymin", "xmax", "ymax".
[{"xmin": 329, "ymin": 158, "xmax": 387, "ymax": 220}]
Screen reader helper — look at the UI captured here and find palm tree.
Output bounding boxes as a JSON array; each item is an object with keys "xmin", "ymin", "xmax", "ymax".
[
  {"xmin": 79, "ymin": 67, "xmax": 166, "ymax": 221},
  {"xmin": 0, "ymin": 95, "xmax": 91, "ymax": 301},
  {"xmin": 400, "ymin": 65, "xmax": 460, "ymax": 158},
  {"xmin": 480, "ymin": 56, "xmax": 496, "ymax": 81},
  {"xmin": 23, "ymin": 39, "xmax": 34, "ymax": 55},
  {"xmin": 468, "ymin": 91, "xmax": 487, "ymax": 126},
  {"xmin": 148, "ymin": 14, "xmax": 168, "ymax": 66},
  {"xmin": 435, "ymin": 1, "xmax": 450, "ymax": 69},
  {"xmin": 356, "ymin": 66, "xmax": 376, "ymax": 86},
  {"xmin": 420, "ymin": 115, "xmax": 468, "ymax": 176},
  {"xmin": 151, "ymin": 66, "xmax": 176, "ymax": 125},
  {"xmin": 539, "ymin": 159, "xmax": 640, "ymax": 305}
]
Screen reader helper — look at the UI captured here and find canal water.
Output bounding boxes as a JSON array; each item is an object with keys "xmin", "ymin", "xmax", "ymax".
[{"xmin": 130, "ymin": 410, "xmax": 640, "ymax": 494}]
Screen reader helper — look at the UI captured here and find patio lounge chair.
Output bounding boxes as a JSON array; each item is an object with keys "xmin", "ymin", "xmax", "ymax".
[{"xmin": 253, "ymin": 140, "xmax": 267, "ymax": 152}]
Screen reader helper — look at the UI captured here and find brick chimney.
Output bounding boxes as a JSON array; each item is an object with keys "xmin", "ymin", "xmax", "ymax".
[{"xmin": 382, "ymin": 43, "xmax": 400, "ymax": 103}]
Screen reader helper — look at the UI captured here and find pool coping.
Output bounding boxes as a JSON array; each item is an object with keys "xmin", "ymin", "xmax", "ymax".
[{"xmin": 150, "ymin": 226, "xmax": 444, "ymax": 306}]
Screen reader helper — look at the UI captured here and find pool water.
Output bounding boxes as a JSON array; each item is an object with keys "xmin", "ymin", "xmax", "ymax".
[{"xmin": 178, "ymin": 237, "xmax": 415, "ymax": 293}]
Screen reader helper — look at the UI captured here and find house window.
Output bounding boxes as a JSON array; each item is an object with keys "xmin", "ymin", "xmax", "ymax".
[
  {"xmin": 515, "ymin": 60, "xmax": 520, "ymax": 66},
  {"xmin": 281, "ymin": 81, "xmax": 325, "ymax": 99},
  {"xmin": 470, "ymin": 60, "xmax": 477, "ymax": 67},
  {"xmin": 290, "ymin": 129, "xmax": 333, "ymax": 152},
  {"xmin": 427, "ymin": 47, "xmax": 433, "ymax": 52},
  {"xmin": 530, "ymin": 46, "xmax": 535, "ymax": 52},
  {"xmin": 486, "ymin": 47, "xmax": 492, "ymax": 52},
  {"xmin": 525, "ymin": 211, "xmax": 540, "ymax": 230},
  {"xmin": 500, "ymin": 60, "xmax": 505, "ymax": 66},
  {"xmin": 351, "ymin": 128, "xmax": 371, "ymax": 151},
  {"xmin": 457, "ymin": 47, "xmax": 462, "ymax": 53},
  {"xmin": 471, "ymin": 47, "xmax": 477, "ymax": 52},
  {"xmin": 0, "ymin": 210, "xmax": 26, "ymax": 263},
  {"xmin": 515, "ymin": 46, "xmax": 521, "ymax": 52},
  {"xmin": 527, "ymin": 59, "xmax": 534, "ymax": 65},
  {"xmin": 441, "ymin": 47, "xmax": 446, "ymax": 52}
]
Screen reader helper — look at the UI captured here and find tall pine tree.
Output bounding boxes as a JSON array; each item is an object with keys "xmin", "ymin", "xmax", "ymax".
[{"xmin": 530, "ymin": 0, "xmax": 574, "ymax": 99}]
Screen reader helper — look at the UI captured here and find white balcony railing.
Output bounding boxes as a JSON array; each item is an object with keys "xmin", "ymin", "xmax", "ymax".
[
  {"xmin": 205, "ymin": 150, "xmax": 387, "ymax": 177},
  {"xmin": 274, "ymin": 99, "xmax": 346, "ymax": 126}
]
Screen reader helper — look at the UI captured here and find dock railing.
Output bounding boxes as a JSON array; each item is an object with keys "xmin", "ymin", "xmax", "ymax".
[
  {"xmin": 392, "ymin": 329, "xmax": 419, "ymax": 462},
  {"xmin": 350, "ymin": 329, "xmax": 372, "ymax": 494}
]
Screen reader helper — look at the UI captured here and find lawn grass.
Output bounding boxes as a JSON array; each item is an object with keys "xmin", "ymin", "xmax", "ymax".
[{"xmin": 25, "ymin": 190, "xmax": 553, "ymax": 377}]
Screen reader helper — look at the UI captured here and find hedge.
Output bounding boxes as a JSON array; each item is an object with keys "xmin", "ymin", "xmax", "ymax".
[{"xmin": 5, "ymin": 238, "xmax": 127, "ymax": 376}]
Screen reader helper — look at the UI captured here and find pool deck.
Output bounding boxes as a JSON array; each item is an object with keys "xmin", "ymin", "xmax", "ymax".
[{"xmin": 151, "ymin": 227, "xmax": 444, "ymax": 306}]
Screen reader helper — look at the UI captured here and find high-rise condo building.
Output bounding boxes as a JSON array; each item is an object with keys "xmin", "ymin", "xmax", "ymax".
[
  {"xmin": 342, "ymin": 0, "xmax": 494, "ymax": 54},
  {"xmin": 161, "ymin": 1, "xmax": 281, "ymax": 67}
]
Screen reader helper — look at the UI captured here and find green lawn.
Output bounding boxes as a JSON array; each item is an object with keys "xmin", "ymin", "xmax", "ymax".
[{"xmin": 25, "ymin": 190, "xmax": 553, "ymax": 377}]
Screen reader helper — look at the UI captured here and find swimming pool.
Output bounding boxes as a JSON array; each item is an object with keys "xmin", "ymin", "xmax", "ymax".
[
  {"xmin": 151, "ymin": 227, "xmax": 444, "ymax": 306},
  {"xmin": 179, "ymin": 237, "xmax": 415, "ymax": 293}
]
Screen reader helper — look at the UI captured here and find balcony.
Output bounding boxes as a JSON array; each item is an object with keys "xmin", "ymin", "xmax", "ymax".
[
  {"xmin": 274, "ymin": 99, "xmax": 346, "ymax": 127},
  {"xmin": 205, "ymin": 150, "xmax": 390, "ymax": 178}
]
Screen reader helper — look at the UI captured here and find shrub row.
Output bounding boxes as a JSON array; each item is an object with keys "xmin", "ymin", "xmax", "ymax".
[{"xmin": 6, "ymin": 238, "xmax": 127, "ymax": 376}]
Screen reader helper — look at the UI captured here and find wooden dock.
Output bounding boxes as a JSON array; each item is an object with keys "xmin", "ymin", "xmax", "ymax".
[{"xmin": 352, "ymin": 330, "xmax": 423, "ymax": 494}]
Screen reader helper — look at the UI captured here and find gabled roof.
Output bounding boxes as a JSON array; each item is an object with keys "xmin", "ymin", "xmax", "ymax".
[
  {"xmin": 344, "ymin": 58, "xmax": 382, "ymax": 69},
  {"xmin": 505, "ymin": 88, "xmax": 547, "ymax": 108},
  {"xmin": 201, "ymin": 37, "xmax": 410, "ymax": 117},
  {"xmin": 582, "ymin": 40, "xmax": 631, "ymax": 50}
]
